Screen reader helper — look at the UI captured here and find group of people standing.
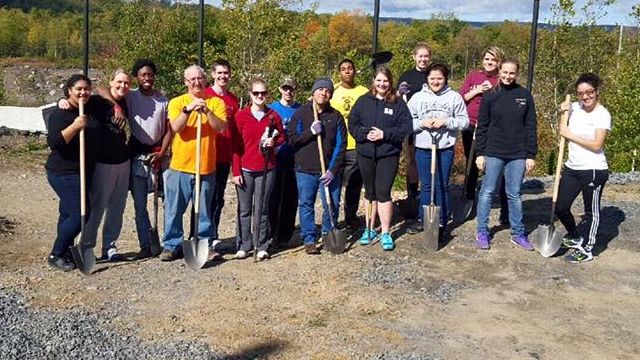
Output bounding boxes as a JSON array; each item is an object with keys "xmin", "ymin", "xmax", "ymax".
[{"xmin": 44, "ymin": 41, "xmax": 611, "ymax": 272}]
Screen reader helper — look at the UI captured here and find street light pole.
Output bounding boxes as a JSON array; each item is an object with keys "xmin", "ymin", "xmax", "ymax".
[
  {"xmin": 372, "ymin": 0, "xmax": 380, "ymax": 53},
  {"xmin": 83, "ymin": 0, "xmax": 89, "ymax": 76},
  {"xmin": 198, "ymin": 0, "xmax": 204, "ymax": 67},
  {"xmin": 526, "ymin": 0, "xmax": 540, "ymax": 91}
]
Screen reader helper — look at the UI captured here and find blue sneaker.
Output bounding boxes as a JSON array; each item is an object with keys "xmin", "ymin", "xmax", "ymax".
[
  {"xmin": 359, "ymin": 228, "xmax": 378, "ymax": 245},
  {"xmin": 511, "ymin": 234, "xmax": 534, "ymax": 251},
  {"xmin": 476, "ymin": 231, "xmax": 491, "ymax": 250},
  {"xmin": 380, "ymin": 232, "xmax": 395, "ymax": 251}
]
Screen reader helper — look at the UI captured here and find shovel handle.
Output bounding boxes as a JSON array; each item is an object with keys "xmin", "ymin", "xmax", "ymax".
[
  {"xmin": 195, "ymin": 111, "xmax": 202, "ymax": 218},
  {"xmin": 551, "ymin": 94, "xmax": 571, "ymax": 203},
  {"xmin": 313, "ymin": 101, "xmax": 327, "ymax": 174},
  {"xmin": 78, "ymin": 100, "xmax": 86, "ymax": 221}
]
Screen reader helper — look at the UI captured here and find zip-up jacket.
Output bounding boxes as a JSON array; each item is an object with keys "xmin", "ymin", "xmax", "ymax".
[
  {"xmin": 408, "ymin": 84, "xmax": 469, "ymax": 150},
  {"xmin": 476, "ymin": 82, "xmax": 537, "ymax": 159},
  {"xmin": 287, "ymin": 101, "xmax": 346, "ymax": 175},
  {"xmin": 348, "ymin": 93, "xmax": 412, "ymax": 158}
]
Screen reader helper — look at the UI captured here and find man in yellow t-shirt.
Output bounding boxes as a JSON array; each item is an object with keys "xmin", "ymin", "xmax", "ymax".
[
  {"xmin": 160, "ymin": 65, "xmax": 227, "ymax": 261},
  {"xmin": 330, "ymin": 59, "xmax": 368, "ymax": 228}
]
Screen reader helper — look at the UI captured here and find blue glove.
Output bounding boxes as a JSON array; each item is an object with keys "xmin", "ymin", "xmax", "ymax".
[
  {"xmin": 320, "ymin": 170, "xmax": 334, "ymax": 186},
  {"xmin": 398, "ymin": 81, "xmax": 411, "ymax": 96},
  {"xmin": 310, "ymin": 121, "xmax": 323, "ymax": 135}
]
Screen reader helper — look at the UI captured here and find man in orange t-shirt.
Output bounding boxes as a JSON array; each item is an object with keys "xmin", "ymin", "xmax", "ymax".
[{"xmin": 160, "ymin": 65, "xmax": 227, "ymax": 261}]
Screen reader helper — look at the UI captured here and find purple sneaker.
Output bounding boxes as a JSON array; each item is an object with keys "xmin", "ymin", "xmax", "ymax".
[
  {"xmin": 476, "ymin": 231, "xmax": 491, "ymax": 250},
  {"xmin": 511, "ymin": 234, "xmax": 534, "ymax": 251}
]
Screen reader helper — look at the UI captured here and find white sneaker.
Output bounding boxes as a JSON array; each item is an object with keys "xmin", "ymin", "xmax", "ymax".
[
  {"xmin": 234, "ymin": 250, "xmax": 248, "ymax": 259},
  {"xmin": 211, "ymin": 239, "xmax": 221, "ymax": 250},
  {"xmin": 256, "ymin": 250, "xmax": 270, "ymax": 260}
]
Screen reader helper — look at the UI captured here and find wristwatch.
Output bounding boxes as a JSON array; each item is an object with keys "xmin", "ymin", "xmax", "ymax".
[{"xmin": 182, "ymin": 106, "xmax": 192, "ymax": 115}]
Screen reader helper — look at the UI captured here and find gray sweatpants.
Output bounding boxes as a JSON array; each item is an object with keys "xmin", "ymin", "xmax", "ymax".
[{"xmin": 235, "ymin": 169, "xmax": 275, "ymax": 253}]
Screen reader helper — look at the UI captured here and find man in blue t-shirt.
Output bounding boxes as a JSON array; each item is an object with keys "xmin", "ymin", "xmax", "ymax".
[{"xmin": 268, "ymin": 76, "xmax": 302, "ymax": 249}]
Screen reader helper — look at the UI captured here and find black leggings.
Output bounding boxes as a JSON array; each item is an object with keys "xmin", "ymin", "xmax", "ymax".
[
  {"xmin": 358, "ymin": 153, "xmax": 399, "ymax": 203},
  {"xmin": 555, "ymin": 166, "xmax": 608, "ymax": 251}
]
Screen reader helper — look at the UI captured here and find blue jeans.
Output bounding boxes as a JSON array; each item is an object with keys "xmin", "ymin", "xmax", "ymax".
[
  {"xmin": 296, "ymin": 171, "xmax": 341, "ymax": 246},
  {"xmin": 415, "ymin": 147, "xmax": 454, "ymax": 227},
  {"xmin": 130, "ymin": 168, "xmax": 152, "ymax": 250},
  {"xmin": 476, "ymin": 157, "xmax": 526, "ymax": 236},
  {"xmin": 162, "ymin": 169, "xmax": 216, "ymax": 252},
  {"xmin": 47, "ymin": 171, "xmax": 86, "ymax": 256}
]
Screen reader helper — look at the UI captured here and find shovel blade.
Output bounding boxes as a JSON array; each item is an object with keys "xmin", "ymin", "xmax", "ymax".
[
  {"xmin": 451, "ymin": 196, "xmax": 474, "ymax": 224},
  {"xmin": 532, "ymin": 225, "xmax": 563, "ymax": 258},
  {"xmin": 422, "ymin": 205, "xmax": 440, "ymax": 251},
  {"xmin": 322, "ymin": 228, "xmax": 347, "ymax": 255},
  {"xmin": 148, "ymin": 228, "xmax": 162, "ymax": 257},
  {"xmin": 69, "ymin": 244, "xmax": 95, "ymax": 276},
  {"xmin": 182, "ymin": 238, "xmax": 208, "ymax": 270}
]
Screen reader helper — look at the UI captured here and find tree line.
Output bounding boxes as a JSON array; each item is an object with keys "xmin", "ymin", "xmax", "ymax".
[{"xmin": 1, "ymin": 0, "xmax": 639, "ymax": 173}]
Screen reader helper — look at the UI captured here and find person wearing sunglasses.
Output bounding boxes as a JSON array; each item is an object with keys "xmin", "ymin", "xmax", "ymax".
[
  {"xmin": 230, "ymin": 79, "xmax": 285, "ymax": 260},
  {"xmin": 160, "ymin": 65, "xmax": 227, "ymax": 262},
  {"xmin": 556, "ymin": 73, "xmax": 610, "ymax": 263}
]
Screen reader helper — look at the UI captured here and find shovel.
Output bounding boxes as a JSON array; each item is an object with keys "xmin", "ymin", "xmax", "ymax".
[
  {"xmin": 451, "ymin": 125, "xmax": 477, "ymax": 224},
  {"xmin": 69, "ymin": 99, "xmax": 95, "ymax": 275},
  {"xmin": 532, "ymin": 94, "xmax": 571, "ymax": 257},
  {"xmin": 314, "ymin": 101, "xmax": 347, "ymax": 254},
  {"xmin": 253, "ymin": 116, "xmax": 276, "ymax": 261},
  {"xmin": 422, "ymin": 132, "xmax": 440, "ymax": 251},
  {"xmin": 148, "ymin": 157, "xmax": 162, "ymax": 257},
  {"xmin": 182, "ymin": 112, "xmax": 208, "ymax": 270}
]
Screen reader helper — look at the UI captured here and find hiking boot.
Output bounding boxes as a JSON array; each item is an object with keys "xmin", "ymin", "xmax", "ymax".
[
  {"xmin": 134, "ymin": 247, "xmax": 153, "ymax": 260},
  {"xmin": 304, "ymin": 243, "xmax": 321, "ymax": 255},
  {"xmin": 234, "ymin": 250, "xmax": 248, "ymax": 259},
  {"xmin": 159, "ymin": 249, "xmax": 177, "ymax": 262},
  {"xmin": 359, "ymin": 228, "xmax": 378, "ymax": 245},
  {"xmin": 406, "ymin": 220, "xmax": 423, "ymax": 235},
  {"xmin": 510, "ymin": 234, "xmax": 534, "ymax": 251},
  {"xmin": 47, "ymin": 254, "xmax": 76, "ymax": 271},
  {"xmin": 565, "ymin": 248, "xmax": 594, "ymax": 263},
  {"xmin": 561, "ymin": 234, "xmax": 584, "ymax": 249},
  {"xmin": 256, "ymin": 250, "xmax": 270, "ymax": 261},
  {"xmin": 380, "ymin": 232, "xmax": 395, "ymax": 251},
  {"xmin": 476, "ymin": 231, "xmax": 491, "ymax": 250}
]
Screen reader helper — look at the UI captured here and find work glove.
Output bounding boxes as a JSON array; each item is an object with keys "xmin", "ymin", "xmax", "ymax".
[
  {"xmin": 320, "ymin": 170, "xmax": 334, "ymax": 186},
  {"xmin": 398, "ymin": 81, "xmax": 411, "ymax": 96},
  {"xmin": 310, "ymin": 120, "xmax": 323, "ymax": 135},
  {"xmin": 260, "ymin": 128, "xmax": 280, "ymax": 149}
]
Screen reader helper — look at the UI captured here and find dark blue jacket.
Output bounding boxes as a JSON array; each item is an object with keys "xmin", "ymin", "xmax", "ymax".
[{"xmin": 348, "ymin": 93, "xmax": 412, "ymax": 158}]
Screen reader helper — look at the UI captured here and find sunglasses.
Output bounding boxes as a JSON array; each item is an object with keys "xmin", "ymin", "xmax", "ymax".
[
  {"xmin": 251, "ymin": 91, "xmax": 268, "ymax": 97},
  {"xmin": 577, "ymin": 88, "xmax": 596, "ymax": 98}
]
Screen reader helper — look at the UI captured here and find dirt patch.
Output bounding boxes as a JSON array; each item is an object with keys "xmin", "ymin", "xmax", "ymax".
[{"xmin": 1, "ymin": 133, "xmax": 639, "ymax": 359}]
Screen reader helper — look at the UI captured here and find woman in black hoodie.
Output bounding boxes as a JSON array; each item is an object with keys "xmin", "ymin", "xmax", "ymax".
[{"xmin": 349, "ymin": 66, "xmax": 412, "ymax": 251}]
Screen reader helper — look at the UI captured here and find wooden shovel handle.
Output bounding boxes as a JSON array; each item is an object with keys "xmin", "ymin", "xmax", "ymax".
[
  {"xmin": 552, "ymin": 94, "xmax": 571, "ymax": 202},
  {"xmin": 313, "ymin": 101, "xmax": 327, "ymax": 174},
  {"xmin": 195, "ymin": 111, "xmax": 202, "ymax": 216}
]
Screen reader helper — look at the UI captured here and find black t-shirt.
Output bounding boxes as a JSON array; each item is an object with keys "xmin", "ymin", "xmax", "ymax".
[
  {"xmin": 399, "ymin": 68, "xmax": 428, "ymax": 100},
  {"xmin": 95, "ymin": 96, "xmax": 130, "ymax": 164}
]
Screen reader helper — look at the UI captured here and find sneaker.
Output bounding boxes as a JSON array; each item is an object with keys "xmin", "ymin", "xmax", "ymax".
[
  {"xmin": 106, "ymin": 248, "xmax": 122, "ymax": 262},
  {"xmin": 510, "ymin": 234, "xmax": 534, "ymax": 251},
  {"xmin": 159, "ymin": 249, "xmax": 177, "ymax": 262},
  {"xmin": 47, "ymin": 254, "xmax": 76, "ymax": 271},
  {"xmin": 380, "ymin": 232, "xmax": 395, "ymax": 251},
  {"xmin": 256, "ymin": 250, "xmax": 270, "ymax": 261},
  {"xmin": 207, "ymin": 248, "xmax": 222, "ymax": 261},
  {"xmin": 304, "ymin": 243, "xmax": 321, "ymax": 255},
  {"xmin": 406, "ymin": 220, "xmax": 423, "ymax": 235},
  {"xmin": 561, "ymin": 234, "xmax": 584, "ymax": 249},
  {"xmin": 476, "ymin": 231, "xmax": 491, "ymax": 250},
  {"xmin": 234, "ymin": 250, "xmax": 248, "ymax": 259},
  {"xmin": 210, "ymin": 239, "xmax": 222, "ymax": 250},
  {"xmin": 134, "ymin": 247, "xmax": 153, "ymax": 260},
  {"xmin": 565, "ymin": 248, "xmax": 594, "ymax": 263},
  {"xmin": 359, "ymin": 228, "xmax": 378, "ymax": 245}
]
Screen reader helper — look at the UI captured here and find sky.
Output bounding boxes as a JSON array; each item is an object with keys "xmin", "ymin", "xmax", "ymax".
[{"xmin": 200, "ymin": 0, "xmax": 638, "ymax": 25}]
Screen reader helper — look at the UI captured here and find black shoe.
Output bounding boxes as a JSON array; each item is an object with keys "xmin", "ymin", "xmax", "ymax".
[
  {"xmin": 48, "ymin": 254, "xmax": 76, "ymax": 271},
  {"xmin": 134, "ymin": 247, "xmax": 153, "ymax": 260},
  {"xmin": 406, "ymin": 221, "xmax": 423, "ymax": 235}
]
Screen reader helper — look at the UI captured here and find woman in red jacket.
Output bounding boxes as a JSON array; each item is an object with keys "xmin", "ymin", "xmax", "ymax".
[{"xmin": 231, "ymin": 78, "xmax": 285, "ymax": 260}]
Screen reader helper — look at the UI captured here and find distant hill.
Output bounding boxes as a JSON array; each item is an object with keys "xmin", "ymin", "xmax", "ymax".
[{"xmin": 380, "ymin": 17, "xmax": 622, "ymax": 31}]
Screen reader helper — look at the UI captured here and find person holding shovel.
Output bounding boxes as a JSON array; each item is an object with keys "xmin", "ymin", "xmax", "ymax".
[
  {"xmin": 406, "ymin": 63, "xmax": 469, "ymax": 239},
  {"xmin": 160, "ymin": 65, "xmax": 227, "ymax": 262},
  {"xmin": 231, "ymin": 78, "xmax": 285, "ymax": 260},
  {"xmin": 475, "ymin": 58, "xmax": 537, "ymax": 251},
  {"xmin": 348, "ymin": 66, "xmax": 412, "ymax": 250},
  {"xmin": 459, "ymin": 46, "xmax": 510, "ymax": 224},
  {"xmin": 45, "ymin": 74, "xmax": 101, "ymax": 271},
  {"xmin": 555, "ymin": 73, "xmax": 610, "ymax": 263},
  {"xmin": 287, "ymin": 78, "xmax": 347, "ymax": 255}
]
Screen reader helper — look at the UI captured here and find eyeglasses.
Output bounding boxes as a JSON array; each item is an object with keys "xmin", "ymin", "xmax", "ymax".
[
  {"xmin": 280, "ymin": 86, "xmax": 294, "ymax": 92},
  {"xmin": 577, "ymin": 88, "xmax": 596, "ymax": 98},
  {"xmin": 186, "ymin": 77, "xmax": 206, "ymax": 83},
  {"xmin": 251, "ymin": 91, "xmax": 268, "ymax": 97}
]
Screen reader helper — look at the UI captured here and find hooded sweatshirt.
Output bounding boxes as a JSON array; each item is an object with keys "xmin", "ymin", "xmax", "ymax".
[{"xmin": 407, "ymin": 84, "xmax": 469, "ymax": 150}]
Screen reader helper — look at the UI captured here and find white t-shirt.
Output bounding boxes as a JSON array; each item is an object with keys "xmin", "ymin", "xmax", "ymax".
[
  {"xmin": 565, "ymin": 102, "xmax": 610, "ymax": 170},
  {"xmin": 126, "ymin": 89, "xmax": 169, "ymax": 145}
]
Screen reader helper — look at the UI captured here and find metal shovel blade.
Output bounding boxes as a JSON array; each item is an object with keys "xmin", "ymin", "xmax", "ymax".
[
  {"xmin": 422, "ymin": 205, "xmax": 440, "ymax": 251},
  {"xmin": 532, "ymin": 225, "xmax": 564, "ymax": 258},
  {"xmin": 451, "ymin": 195, "xmax": 474, "ymax": 224},
  {"xmin": 322, "ymin": 228, "xmax": 347, "ymax": 255},
  {"xmin": 148, "ymin": 227, "xmax": 162, "ymax": 257},
  {"xmin": 182, "ymin": 237, "xmax": 208, "ymax": 270},
  {"xmin": 70, "ymin": 244, "xmax": 95, "ymax": 276}
]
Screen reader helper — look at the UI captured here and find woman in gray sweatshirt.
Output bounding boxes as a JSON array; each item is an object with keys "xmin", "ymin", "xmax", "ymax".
[{"xmin": 406, "ymin": 63, "xmax": 469, "ymax": 237}]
